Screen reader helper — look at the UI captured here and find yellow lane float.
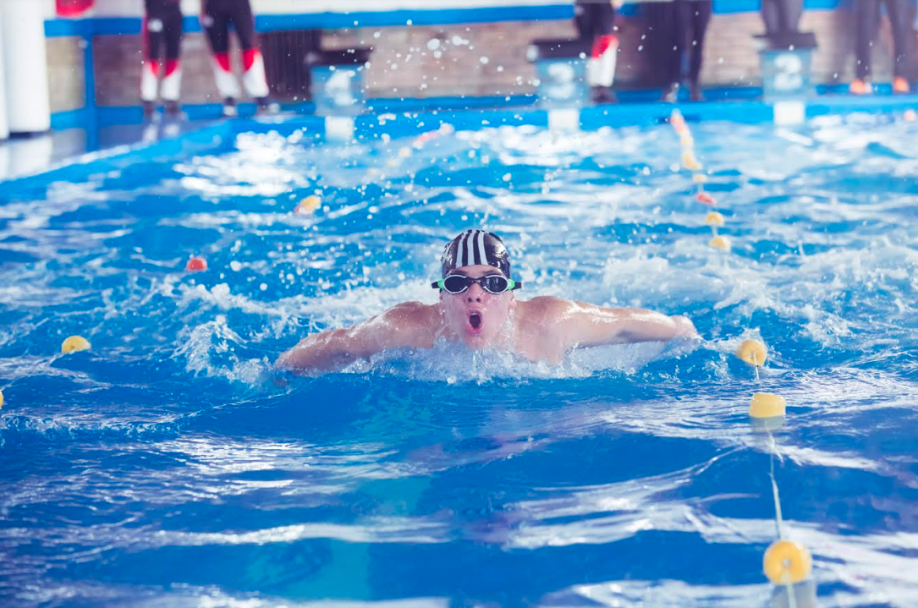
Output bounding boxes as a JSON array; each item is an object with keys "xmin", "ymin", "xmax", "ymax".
[
  {"xmin": 737, "ymin": 339, "xmax": 767, "ymax": 366},
  {"xmin": 705, "ymin": 211, "xmax": 725, "ymax": 227},
  {"xmin": 61, "ymin": 336, "xmax": 91, "ymax": 354},
  {"xmin": 709, "ymin": 235, "xmax": 731, "ymax": 251},
  {"xmin": 682, "ymin": 150, "xmax": 703, "ymax": 171},
  {"xmin": 750, "ymin": 392, "xmax": 786, "ymax": 418},
  {"xmin": 763, "ymin": 540, "xmax": 812, "ymax": 584},
  {"xmin": 295, "ymin": 195, "xmax": 322, "ymax": 216}
]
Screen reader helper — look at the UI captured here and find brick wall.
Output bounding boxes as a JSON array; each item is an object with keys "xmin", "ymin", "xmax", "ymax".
[
  {"xmin": 46, "ymin": 37, "xmax": 85, "ymax": 112},
  {"xmin": 326, "ymin": 21, "xmax": 585, "ymax": 98},
  {"xmin": 94, "ymin": 33, "xmax": 223, "ymax": 106},
  {"xmin": 90, "ymin": 8, "xmax": 912, "ymax": 107}
]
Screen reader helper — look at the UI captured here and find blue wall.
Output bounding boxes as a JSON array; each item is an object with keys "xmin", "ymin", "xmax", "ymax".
[{"xmin": 45, "ymin": 0, "xmax": 847, "ymax": 38}]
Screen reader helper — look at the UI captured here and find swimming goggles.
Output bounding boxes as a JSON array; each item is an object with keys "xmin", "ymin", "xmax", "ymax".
[{"xmin": 431, "ymin": 274, "xmax": 522, "ymax": 295}]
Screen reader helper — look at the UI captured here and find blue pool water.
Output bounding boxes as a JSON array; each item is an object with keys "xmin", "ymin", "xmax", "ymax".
[{"xmin": 1, "ymin": 110, "xmax": 917, "ymax": 607}]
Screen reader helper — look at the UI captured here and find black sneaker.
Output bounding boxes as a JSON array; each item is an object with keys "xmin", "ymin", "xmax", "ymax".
[
  {"xmin": 662, "ymin": 84, "xmax": 680, "ymax": 103},
  {"xmin": 591, "ymin": 86, "xmax": 617, "ymax": 105},
  {"xmin": 164, "ymin": 100, "xmax": 183, "ymax": 118},
  {"xmin": 142, "ymin": 100, "xmax": 157, "ymax": 118},
  {"xmin": 222, "ymin": 97, "xmax": 238, "ymax": 117},
  {"xmin": 256, "ymin": 97, "xmax": 281, "ymax": 115},
  {"xmin": 689, "ymin": 84, "xmax": 704, "ymax": 102}
]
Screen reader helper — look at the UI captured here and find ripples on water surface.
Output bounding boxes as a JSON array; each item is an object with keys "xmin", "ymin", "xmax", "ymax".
[{"xmin": 1, "ymin": 112, "xmax": 917, "ymax": 607}]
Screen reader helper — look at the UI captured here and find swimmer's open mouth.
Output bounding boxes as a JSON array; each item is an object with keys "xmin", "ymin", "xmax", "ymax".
[{"xmin": 468, "ymin": 312, "xmax": 483, "ymax": 333}]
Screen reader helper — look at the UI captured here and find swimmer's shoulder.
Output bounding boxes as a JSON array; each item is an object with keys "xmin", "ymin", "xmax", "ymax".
[
  {"xmin": 517, "ymin": 296, "xmax": 576, "ymax": 324},
  {"xmin": 517, "ymin": 295, "xmax": 604, "ymax": 341},
  {"xmin": 381, "ymin": 301, "xmax": 440, "ymax": 348},
  {"xmin": 514, "ymin": 296, "xmax": 577, "ymax": 363},
  {"xmin": 516, "ymin": 297, "xmax": 574, "ymax": 344},
  {"xmin": 386, "ymin": 300, "xmax": 438, "ymax": 321}
]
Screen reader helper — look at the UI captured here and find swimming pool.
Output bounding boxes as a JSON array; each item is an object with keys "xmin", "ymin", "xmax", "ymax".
[{"xmin": 1, "ymin": 107, "xmax": 917, "ymax": 607}]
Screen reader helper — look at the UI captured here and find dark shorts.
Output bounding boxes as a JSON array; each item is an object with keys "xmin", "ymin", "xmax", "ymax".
[
  {"xmin": 202, "ymin": 0, "xmax": 257, "ymax": 54},
  {"xmin": 574, "ymin": 0, "xmax": 616, "ymax": 40},
  {"xmin": 143, "ymin": 0, "xmax": 183, "ymax": 61}
]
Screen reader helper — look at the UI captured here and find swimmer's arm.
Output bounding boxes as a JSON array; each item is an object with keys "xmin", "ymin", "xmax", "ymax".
[
  {"xmin": 546, "ymin": 298, "xmax": 698, "ymax": 350},
  {"xmin": 275, "ymin": 303, "xmax": 431, "ymax": 375}
]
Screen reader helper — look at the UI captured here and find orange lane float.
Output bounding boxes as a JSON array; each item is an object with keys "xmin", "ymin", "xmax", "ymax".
[
  {"xmin": 186, "ymin": 257, "xmax": 207, "ymax": 272},
  {"xmin": 670, "ymin": 109, "xmax": 689, "ymax": 137},
  {"xmin": 696, "ymin": 192, "xmax": 717, "ymax": 206},
  {"xmin": 294, "ymin": 195, "xmax": 322, "ymax": 216},
  {"xmin": 413, "ymin": 123, "xmax": 455, "ymax": 148}
]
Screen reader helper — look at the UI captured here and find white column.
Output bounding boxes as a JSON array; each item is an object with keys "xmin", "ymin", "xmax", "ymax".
[
  {"xmin": 0, "ymin": 7, "xmax": 9, "ymax": 140},
  {"xmin": 7, "ymin": 135, "xmax": 54, "ymax": 177},
  {"xmin": 1, "ymin": 0, "xmax": 52, "ymax": 134}
]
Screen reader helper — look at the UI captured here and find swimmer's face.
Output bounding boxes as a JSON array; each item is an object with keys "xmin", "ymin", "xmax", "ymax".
[{"xmin": 438, "ymin": 265, "xmax": 516, "ymax": 349}]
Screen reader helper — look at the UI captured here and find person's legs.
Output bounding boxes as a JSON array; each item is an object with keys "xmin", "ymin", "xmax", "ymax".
[
  {"xmin": 762, "ymin": 0, "xmax": 805, "ymax": 34},
  {"xmin": 688, "ymin": 0, "xmax": 712, "ymax": 100},
  {"xmin": 228, "ymin": 0, "xmax": 271, "ymax": 103},
  {"xmin": 591, "ymin": 1, "xmax": 616, "ymax": 39},
  {"xmin": 229, "ymin": 0, "xmax": 256, "ymax": 51},
  {"xmin": 853, "ymin": 0, "xmax": 879, "ymax": 87},
  {"xmin": 574, "ymin": 0, "xmax": 594, "ymax": 40},
  {"xmin": 883, "ymin": 0, "xmax": 912, "ymax": 89},
  {"xmin": 140, "ymin": 11, "xmax": 164, "ymax": 111},
  {"xmin": 579, "ymin": 1, "xmax": 617, "ymax": 102},
  {"xmin": 641, "ymin": 3, "xmax": 673, "ymax": 94},
  {"xmin": 160, "ymin": 3, "xmax": 184, "ymax": 111},
  {"xmin": 202, "ymin": 0, "xmax": 242, "ymax": 112},
  {"xmin": 663, "ymin": 1, "xmax": 688, "ymax": 101}
]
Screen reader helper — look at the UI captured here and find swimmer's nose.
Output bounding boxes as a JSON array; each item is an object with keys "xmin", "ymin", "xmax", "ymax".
[{"xmin": 466, "ymin": 283, "xmax": 484, "ymax": 302}]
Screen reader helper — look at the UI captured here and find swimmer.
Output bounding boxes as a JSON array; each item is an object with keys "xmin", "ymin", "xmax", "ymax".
[{"xmin": 277, "ymin": 230, "xmax": 698, "ymax": 375}]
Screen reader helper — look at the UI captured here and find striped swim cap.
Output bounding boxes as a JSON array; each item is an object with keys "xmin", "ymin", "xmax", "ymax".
[{"xmin": 440, "ymin": 230, "xmax": 512, "ymax": 278}]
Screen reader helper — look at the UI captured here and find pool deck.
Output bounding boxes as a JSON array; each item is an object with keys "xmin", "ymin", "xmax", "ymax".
[{"xmin": 1, "ymin": 91, "xmax": 917, "ymax": 188}]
